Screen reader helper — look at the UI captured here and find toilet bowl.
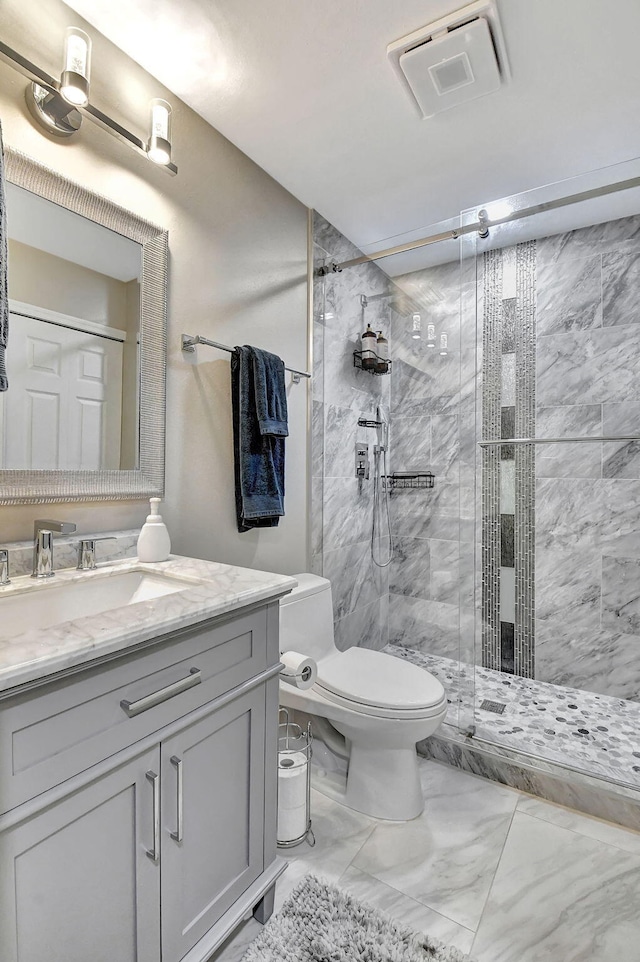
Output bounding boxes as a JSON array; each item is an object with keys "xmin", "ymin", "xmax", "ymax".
[{"xmin": 279, "ymin": 574, "xmax": 447, "ymax": 820}]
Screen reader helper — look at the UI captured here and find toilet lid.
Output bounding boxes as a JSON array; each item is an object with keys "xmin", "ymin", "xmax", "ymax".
[{"xmin": 315, "ymin": 648, "xmax": 445, "ymax": 711}]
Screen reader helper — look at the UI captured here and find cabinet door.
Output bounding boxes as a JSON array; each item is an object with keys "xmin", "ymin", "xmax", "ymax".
[
  {"xmin": 161, "ymin": 687, "xmax": 266, "ymax": 962},
  {"xmin": 0, "ymin": 747, "xmax": 160, "ymax": 962}
]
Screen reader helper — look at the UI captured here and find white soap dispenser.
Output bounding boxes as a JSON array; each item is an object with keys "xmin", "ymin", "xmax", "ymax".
[{"xmin": 137, "ymin": 498, "xmax": 171, "ymax": 562}]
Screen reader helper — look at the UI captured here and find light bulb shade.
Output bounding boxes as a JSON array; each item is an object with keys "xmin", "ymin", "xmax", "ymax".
[
  {"xmin": 60, "ymin": 27, "xmax": 91, "ymax": 106},
  {"xmin": 148, "ymin": 99, "xmax": 172, "ymax": 165},
  {"xmin": 439, "ymin": 332, "xmax": 448, "ymax": 356},
  {"xmin": 427, "ymin": 323, "xmax": 436, "ymax": 347}
]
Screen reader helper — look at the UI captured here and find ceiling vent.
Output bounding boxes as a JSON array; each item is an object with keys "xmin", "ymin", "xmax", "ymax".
[{"xmin": 387, "ymin": 1, "xmax": 510, "ymax": 118}]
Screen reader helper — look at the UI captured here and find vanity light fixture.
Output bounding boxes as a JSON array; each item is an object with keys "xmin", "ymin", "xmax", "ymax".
[
  {"xmin": 439, "ymin": 332, "xmax": 449, "ymax": 356},
  {"xmin": 411, "ymin": 313, "xmax": 421, "ymax": 339},
  {"xmin": 0, "ymin": 33, "xmax": 178, "ymax": 175},
  {"xmin": 147, "ymin": 99, "xmax": 172, "ymax": 166},
  {"xmin": 427, "ymin": 323, "xmax": 436, "ymax": 348},
  {"xmin": 60, "ymin": 27, "xmax": 91, "ymax": 107}
]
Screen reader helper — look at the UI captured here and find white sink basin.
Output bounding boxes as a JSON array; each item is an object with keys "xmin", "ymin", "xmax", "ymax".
[{"xmin": 0, "ymin": 570, "xmax": 193, "ymax": 640}]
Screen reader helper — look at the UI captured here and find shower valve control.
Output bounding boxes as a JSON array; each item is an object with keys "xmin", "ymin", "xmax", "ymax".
[{"xmin": 355, "ymin": 443, "xmax": 370, "ymax": 492}]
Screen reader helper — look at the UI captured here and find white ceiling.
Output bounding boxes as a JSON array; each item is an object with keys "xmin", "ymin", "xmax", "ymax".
[{"xmin": 66, "ymin": 0, "xmax": 640, "ymax": 257}]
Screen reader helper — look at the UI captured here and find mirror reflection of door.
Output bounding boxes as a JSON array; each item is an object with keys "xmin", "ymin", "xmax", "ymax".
[
  {"xmin": 0, "ymin": 183, "xmax": 141, "ymax": 471},
  {"xmin": 0, "ymin": 310, "xmax": 123, "ymax": 470}
]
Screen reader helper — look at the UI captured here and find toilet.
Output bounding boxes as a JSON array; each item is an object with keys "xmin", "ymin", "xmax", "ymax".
[{"xmin": 279, "ymin": 573, "xmax": 447, "ymax": 820}]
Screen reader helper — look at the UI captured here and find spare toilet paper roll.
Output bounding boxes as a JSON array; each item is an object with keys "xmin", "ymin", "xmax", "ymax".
[
  {"xmin": 280, "ymin": 651, "xmax": 317, "ymax": 690},
  {"xmin": 277, "ymin": 750, "xmax": 308, "ymax": 842},
  {"xmin": 278, "ymin": 751, "xmax": 308, "ymax": 809},
  {"xmin": 278, "ymin": 802, "xmax": 307, "ymax": 843}
]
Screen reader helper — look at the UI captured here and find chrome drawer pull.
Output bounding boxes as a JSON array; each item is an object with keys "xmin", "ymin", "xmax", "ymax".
[
  {"xmin": 146, "ymin": 771, "xmax": 160, "ymax": 862},
  {"xmin": 120, "ymin": 667, "xmax": 201, "ymax": 718},
  {"xmin": 170, "ymin": 755, "xmax": 183, "ymax": 842}
]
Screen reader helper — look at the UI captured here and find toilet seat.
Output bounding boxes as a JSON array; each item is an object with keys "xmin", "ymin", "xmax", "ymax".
[{"xmin": 314, "ymin": 648, "xmax": 447, "ymax": 720}]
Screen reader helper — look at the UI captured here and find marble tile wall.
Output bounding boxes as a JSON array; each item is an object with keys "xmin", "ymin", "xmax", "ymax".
[
  {"xmin": 312, "ymin": 209, "xmax": 640, "ymax": 709},
  {"xmin": 311, "ymin": 214, "xmax": 473, "ymax": 659},
  {"xmin": 385, "ymin": 260, "xmax": 472, "ymax": 662},
  {"xmin": 312, "ymin": 212, "xmax": 391, "ymax": 650},
  {"xmin": 535, "ymin": 213, "xmax": 640, "ymax": 702}
]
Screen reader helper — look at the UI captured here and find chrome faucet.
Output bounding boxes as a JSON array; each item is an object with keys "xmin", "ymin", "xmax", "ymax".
[
  {"xmin": 32, "ymin": 519, "xmax": 77, "ymax": 579},
  {"xmin": 0, "ymin": 547, "xmax": 9, "ymax": 586}
]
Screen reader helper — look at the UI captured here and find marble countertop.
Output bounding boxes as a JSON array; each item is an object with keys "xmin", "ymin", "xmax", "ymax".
[{"xmin": 0, "ymin": 555, "xmax": 297, "ymax": 694}]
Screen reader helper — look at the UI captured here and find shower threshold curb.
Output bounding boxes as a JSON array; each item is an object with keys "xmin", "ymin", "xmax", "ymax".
[{"xmin": 419, "ymin": 725, "xmax": 640, "ymax": 833}]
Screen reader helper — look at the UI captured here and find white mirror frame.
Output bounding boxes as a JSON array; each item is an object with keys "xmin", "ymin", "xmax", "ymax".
[{"xmin": 0, "ymin": 147, "xmax": 168, "ymax": 503}]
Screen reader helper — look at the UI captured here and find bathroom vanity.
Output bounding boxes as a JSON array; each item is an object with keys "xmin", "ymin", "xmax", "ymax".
[{"xmin": 0, "ymin": 556, "xmax": 296, "ymax": 962}]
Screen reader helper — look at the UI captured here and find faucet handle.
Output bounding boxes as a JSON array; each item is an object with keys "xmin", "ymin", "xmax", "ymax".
[{"xmin": 77, "ymin": 537, "xmax": 117, "ymax": 571}]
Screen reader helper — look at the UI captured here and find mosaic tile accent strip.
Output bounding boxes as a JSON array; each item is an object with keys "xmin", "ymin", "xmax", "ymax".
[
  {"xmin": 500, "ymin": 405, "xmax": 515, "ymax": 460},
  {"xmin": 481, "ymin": 250, "xmax": 503, "ymax": 670},
  {"xmin": 502, "ymin": 298, "xmax": 516, "ymax": 353},
  {"xmin": 500, "ymin": 514, "xmax": 514, "ymax": 567},
  {"xmin": 514, "ymin": 241, "xmax": 536, "ymax": 678},
  {"xmin": 500, "ymin": 622, "xmax": 515, "ymax": 673}
]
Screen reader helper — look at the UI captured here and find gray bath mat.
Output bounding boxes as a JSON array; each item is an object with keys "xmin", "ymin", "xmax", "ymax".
[{"xmin": 241, "ymin": 875, "xmax": 473, "ymax": 962}]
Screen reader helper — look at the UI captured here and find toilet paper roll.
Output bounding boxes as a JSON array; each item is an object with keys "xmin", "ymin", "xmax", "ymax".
[
  {"xmin": 279, "ymin": 651, "xmax": 317, "ymax": 690},
  {"xmin": 277, "ymin": 802, "xmax": 308, "ymax": 843},
  {"xmin": 278, "ymin": 752, "xmax": 308, "ymax": 809}
]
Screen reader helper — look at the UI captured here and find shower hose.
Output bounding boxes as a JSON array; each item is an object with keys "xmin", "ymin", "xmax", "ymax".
[{"xmin": 371, "ymin": 443, "xmax": 394, "ymax": 567}]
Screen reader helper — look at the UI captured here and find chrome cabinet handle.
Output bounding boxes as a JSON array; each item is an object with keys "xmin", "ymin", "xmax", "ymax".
[
  {"xmin": 170, "ymin": 755, "xmax": 183, "ymax": 842},
  {"xmin": 120, "ymin": 667, "xmax": 201, "ymax": 717},
  {"xmin": 146, "ymin": 771, "xmax": 160, "ymax": 862}
]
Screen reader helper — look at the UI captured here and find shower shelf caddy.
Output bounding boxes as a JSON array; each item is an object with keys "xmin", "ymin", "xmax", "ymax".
[
  {"xmin": 353, "ymin": 350, "xmax": 392, "ymax": 375},
  {"xmin": 383, "ymin": 472, "xmax": 435, "ymax": 490}
]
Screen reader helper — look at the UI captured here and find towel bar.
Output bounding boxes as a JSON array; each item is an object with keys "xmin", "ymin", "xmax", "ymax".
[{"xmin": 181, "ymin": 334, "xmax": 311, "ymax": 383}]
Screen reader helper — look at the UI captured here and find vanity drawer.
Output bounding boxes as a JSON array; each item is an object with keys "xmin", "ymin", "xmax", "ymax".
[{"xmin": 0, "ymin": 604, "xmax": 277, "ymax": 816}]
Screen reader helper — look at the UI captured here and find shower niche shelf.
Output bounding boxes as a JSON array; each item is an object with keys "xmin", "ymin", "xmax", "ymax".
[
  {"xmin": 353, "ymin": 350, "xmax": 392, "ymax": 375},
  {"xmin": 384, "ymin": 472, "xmax": 435, "ymax": 490}
]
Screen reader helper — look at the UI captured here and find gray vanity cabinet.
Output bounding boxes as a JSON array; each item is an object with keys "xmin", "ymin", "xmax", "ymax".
[
  {"xmin": 161, "ymin": 685, "xmax": 266, "ymax": 962},
  {"xmin": 0, "ymin": 746, "xmax": 161, "ymax": 962},
  {"xmin": 0, "ymin": 600, "xmax": 283, "ymax": 962}
]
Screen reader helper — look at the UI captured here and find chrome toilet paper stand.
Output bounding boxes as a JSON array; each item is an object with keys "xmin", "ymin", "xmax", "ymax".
[{"xmin": 277, "ymin": 708, "xmax": 315, "ymax": 848}]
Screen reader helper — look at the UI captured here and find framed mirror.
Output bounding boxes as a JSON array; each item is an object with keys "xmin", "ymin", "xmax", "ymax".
[{"xmin": 0, "ymin": 147, "xmax": 167, "ymax": 503}]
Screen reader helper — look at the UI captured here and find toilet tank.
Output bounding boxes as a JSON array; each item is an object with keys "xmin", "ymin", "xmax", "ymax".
[{"xmin": 279, "ymin": 573, "xmax": 336, "ymax": 661}]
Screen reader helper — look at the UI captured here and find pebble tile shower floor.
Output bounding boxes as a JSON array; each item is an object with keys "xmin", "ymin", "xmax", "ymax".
[{"xmin": 388, "ymin": 645, "xmax": 640, "ymax": 788}]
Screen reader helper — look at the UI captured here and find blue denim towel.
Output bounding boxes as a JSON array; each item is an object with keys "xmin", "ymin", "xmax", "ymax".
[{"xmin": 231, "ymin": 345, "xmax": 288, "ymax": 532}]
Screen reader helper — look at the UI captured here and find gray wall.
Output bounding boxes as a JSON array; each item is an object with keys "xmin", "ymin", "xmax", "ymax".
[{"xmin": 0, "ymin": 0, "xmax": 309, "ymax": 576}]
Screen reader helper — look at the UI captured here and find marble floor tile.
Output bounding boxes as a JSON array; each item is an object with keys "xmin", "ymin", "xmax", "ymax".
[
  {"xmin": 471, "ymin": 811, "xmax": 640, "ymax": 962},
  {"xmin": 352, "ymin": 759, "xmax": 518, "ymax": 930},
  {"xmin": 273, "ymin": 787, "xmax": 377, "ymax": 912},
  {"xmin": 337, "ymin": 865, "xmax": 475, "ymax": 956}
]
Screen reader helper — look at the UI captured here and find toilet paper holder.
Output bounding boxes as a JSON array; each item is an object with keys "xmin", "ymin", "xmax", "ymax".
[{"xmin": 277, "ymin": 708, "xmax": 315, "ymax": 849}]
